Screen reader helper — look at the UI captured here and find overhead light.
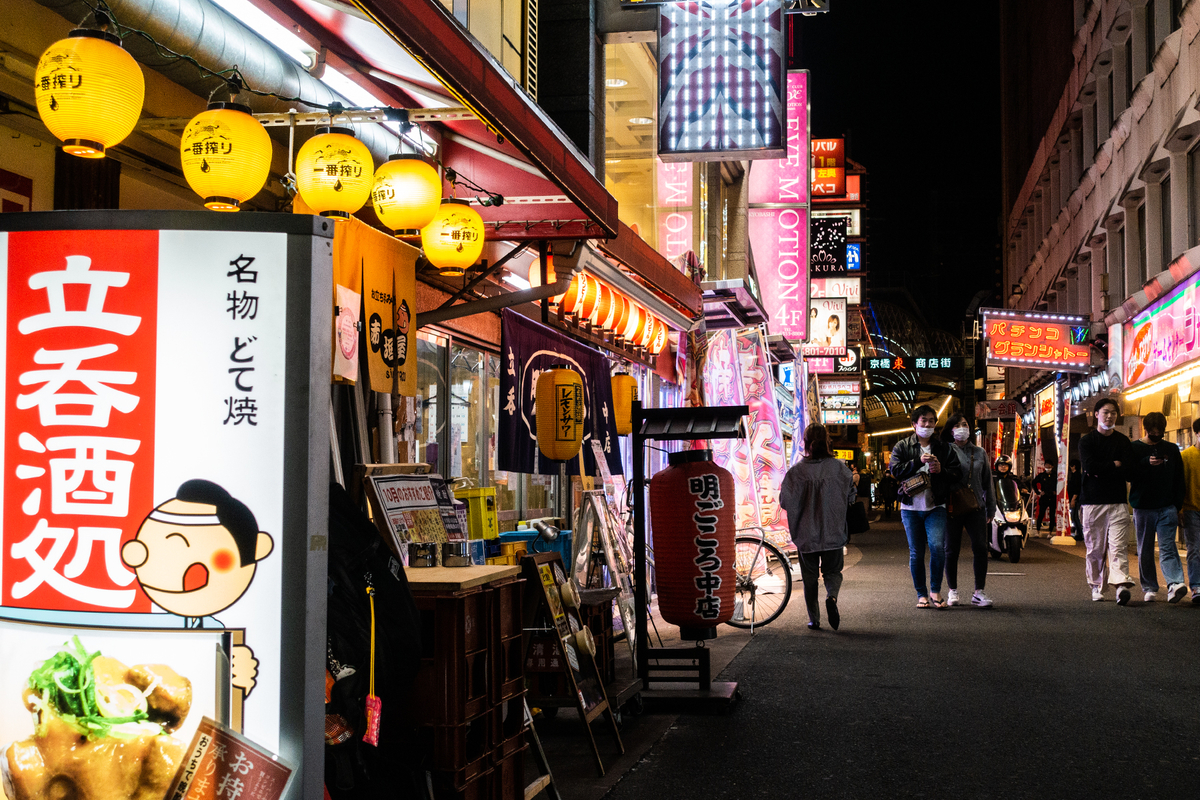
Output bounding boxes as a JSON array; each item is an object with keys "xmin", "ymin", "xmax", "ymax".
[
  {"xmin": 629, "ymin": 117, "xmax": 655, "ymax": 125},
  {"xmin": 606, "ymin": 78, "xmax": 628, "ymax": 88},
  {"xmin": 501, "ymin": 273, "xmax": 530, "ymax": 290},
  {"xmin": 212, "ymin": 0, "xmax": 316, "ymax": 69}
]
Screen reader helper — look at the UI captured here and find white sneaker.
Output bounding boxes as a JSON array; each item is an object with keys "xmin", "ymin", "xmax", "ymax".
[
  {"xmin": 1092, "ymin": 587, "xmax": 1104, "ymax": 601},
  {"xmin": 971, "ymin": 590, "xmax": 994, "ymax": 608},
  {"xmin": 946, "ymin": 589, "xmax": 960, "ymax": 606},
  {"xmin": 1168, "ymin": 583, "xmax": 1187, "ymax": 603},
  {"xmin": 1144, "ymin": 591, "xmax": 1157, "ymax": 603}
]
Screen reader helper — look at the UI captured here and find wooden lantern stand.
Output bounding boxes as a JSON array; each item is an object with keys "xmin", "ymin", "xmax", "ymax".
[{"xmin": 631, "ymin": 401, "xmax": 748, "ymax": 713}]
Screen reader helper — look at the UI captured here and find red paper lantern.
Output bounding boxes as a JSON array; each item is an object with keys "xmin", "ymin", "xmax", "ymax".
[{"xmin": 649, "ymin": 449, "xmax": 736, "ymax": 638}]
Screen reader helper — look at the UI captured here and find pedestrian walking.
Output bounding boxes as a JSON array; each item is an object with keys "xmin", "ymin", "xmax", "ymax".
[
  {"xmin": 1067, "ymin": 460, "xmax": 1082, "ymax": 542},
  {"xmin": 940, "ymin": 414, "xmax": 996, "ymax": 607},
  {"xmin": 878, "ymin": 470, "xmax": 898, "ymax": 519},
  {"xmin": 1178, "ymin": 418, "xmax": 1200, "ymax": 603},
  {"xmin": 1129, "ymin": 412, "xmax": 1187, "ymax": 603},
  {"xmin": 780, "ymin": 423, "xmax": 858, "ymax": 630},
  {"xmin": 1079, "ymin": 397, "xmax": 1135, "ymax": 604},
  {"xmin": 889, "ymin": 404, "xmax": 961, "ymax": 608},
  {"xmin": 1033, "ymin": 465, "xmax": 1055, "ymax": 533}
]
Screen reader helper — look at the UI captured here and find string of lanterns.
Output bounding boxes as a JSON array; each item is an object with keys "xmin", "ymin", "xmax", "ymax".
[{"xmin": 550, "ymin": 272, "xmax": 668, "ymax": 356}]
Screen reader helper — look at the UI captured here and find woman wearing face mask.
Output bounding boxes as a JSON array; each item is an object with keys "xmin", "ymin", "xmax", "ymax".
[
  {"xmin": 940, "ymin": 414, "xmax": 996, "ymax": 607},
  {"xmin": 889, "ymin": 404, "xmax": 961, "ymax": 608}
]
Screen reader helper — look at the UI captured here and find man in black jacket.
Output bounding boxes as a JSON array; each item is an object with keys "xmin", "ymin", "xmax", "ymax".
[
  {"xmin": 1079, "ymin": 397, "xmax": 1135, "ymax": 604},
  {"xmin": 1033, "ymin": 466, "xmax": 1056, "ymax": 533},
  {"xmin": 889, "ymin": 404, "xmax": 962, "ymax": 608}
]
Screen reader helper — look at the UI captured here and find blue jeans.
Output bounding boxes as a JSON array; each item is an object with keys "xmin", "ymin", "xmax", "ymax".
[
  {"xmin": 1181, "ymin": 511, "xmax": 1200, "ymax": 593},
  {"xmin": 1133, "ymin": 506, "xmax": 1184, "ymax": 592},
  {"xmin": 902, "ymin": 507, "xmax": 947, "ymax": 597}
]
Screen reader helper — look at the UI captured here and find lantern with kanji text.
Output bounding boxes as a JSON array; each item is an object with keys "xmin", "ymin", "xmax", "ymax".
[
  {"xmin": 535, "ymin": 365, "xmax": 585, "ymax": 461},
  {"xmin": 421, "ymin": 199, "xmax": 485, "ymax": 277},
  {"xmin": 180, "ymin": 101, "xmax": 272, "ymax": 211},
  {"xmin": 295, "ymin": 126, "xmax": 374, "ymax": 219},
  {"xmin": 611, "ymin": 372, "xmax": 638, "ymax": 435},
  {"xmin": 649, "ymin": 449, "xmax": 736, "ymax": 638},
  {"xmin": 372, "ymin": 154, "xmax": 442, "ymax": 234}
]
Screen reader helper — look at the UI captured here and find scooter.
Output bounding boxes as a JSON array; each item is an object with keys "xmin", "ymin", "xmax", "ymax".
[{"xmin": 989, "ymin": 474, "xmax": 1029, "ymax": 563}]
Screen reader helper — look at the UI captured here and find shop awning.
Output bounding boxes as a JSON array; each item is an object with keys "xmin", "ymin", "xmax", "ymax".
[
  {"xmin": 702, "ymin": 279, "xmax": 768, "ymax": 329},
  {"xmin": 277, "ymin": 0, "xmax": 617, "ymax": 241}
]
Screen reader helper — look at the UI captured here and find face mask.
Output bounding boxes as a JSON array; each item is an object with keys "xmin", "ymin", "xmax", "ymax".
[
  {"xmin": 953, "ymin": 427, "xmax": 970, "ymax": 442},
  {"xmin": 1097, "ymin": 419, "xmax": 1114, "ymax": 432},
  {"xmin": 915, "ymin": 425, "xmax": 935, "ymax": 439}
]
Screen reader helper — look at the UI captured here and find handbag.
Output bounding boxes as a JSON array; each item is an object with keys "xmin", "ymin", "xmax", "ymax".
[
  {"xmin": 899, "ymin": 472, "xmax": 930, "ymax": 498},
  {"xmin": 948, "ymin": 449, "xmax": 981, "ymax": 518},
  {"xmin": 847, "ymin": 500, "xmax": 870, "ymax": 535}
]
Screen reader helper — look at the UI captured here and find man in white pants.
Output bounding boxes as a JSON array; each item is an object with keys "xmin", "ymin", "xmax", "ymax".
[{"xmin": 1078, "ymin": 398, "xmax": 1135, "ymax": 604}]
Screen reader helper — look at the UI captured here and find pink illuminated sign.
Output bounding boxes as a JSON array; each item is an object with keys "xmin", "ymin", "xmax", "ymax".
[
  {"xmin": 747, "ymin": 71, "xmax": 809, "ymax": 205},
  {"xmin": 1123, "ymin": 268, "xmax": 1200, "ymax": 386},
  {"xmin": 748, "ymin": 207, "xmax": 809, "ymax": 340},
  {"xmin": 656, "ymin": 160, "xmax": 694, "ymax": 261}
]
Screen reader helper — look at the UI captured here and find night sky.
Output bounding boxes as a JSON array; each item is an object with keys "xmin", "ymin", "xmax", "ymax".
[{"xmin": 795, "ymin": 3, "xmax": 1003, "ymax": 336}]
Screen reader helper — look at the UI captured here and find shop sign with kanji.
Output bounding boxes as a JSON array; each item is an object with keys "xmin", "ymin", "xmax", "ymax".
[{"xmin": 980, "ymin": 308, "xmax": 1090, "ymax": 373}]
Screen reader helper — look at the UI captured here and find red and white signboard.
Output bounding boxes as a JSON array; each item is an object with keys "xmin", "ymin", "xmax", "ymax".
[{"xmin": 0, "ymin": 216, "xmax": 331, "ymax": 769}]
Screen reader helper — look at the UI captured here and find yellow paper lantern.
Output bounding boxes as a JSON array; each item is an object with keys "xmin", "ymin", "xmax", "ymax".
[
  {"xmin": 180, "ymin": 103, "xmax": 272, "ymax": 211},
  {"xmin": 295, "ymin": 126, "xmax": 373, "ymax": 220},
  {"xmin": 421, "ymin": 199, "xmax": 485, "ymax": 277},
  {"xmin": 612, "ymin": 372, "xmax": 639, "ymax": 435},
  {"xmin": 35, "ymin": 30, "xmax": 145, "ymax": 158},
  {"xmin": 372, "ymin": 154, "xmax": 442, "ymax": 234},
  {"xmin": 535, "ymin": 365, "xmax": 585, "ymax": 461}
]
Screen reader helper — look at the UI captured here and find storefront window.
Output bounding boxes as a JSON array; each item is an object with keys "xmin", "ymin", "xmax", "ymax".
[
  {"xmin": 487, "ymin": 354, "xmax": 518, "ymax": 519},
  {"xmin": 450, "ymin": 345, "xmax": 486, "ymax": 486},
  {"xmin": 417, "ymin": 331, "xmax": 448, "ymax": 474}
]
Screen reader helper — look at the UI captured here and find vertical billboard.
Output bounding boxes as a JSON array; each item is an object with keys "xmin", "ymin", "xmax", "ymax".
[
  {"xmin": 657, "ymin": 0, "xmax": 785, "ymax": 161},
  {"xmin": 802, "ymin": 297, "xmax": 847, "ymax": 356},
  {"xmin": 747, "ymin": 71, "xmax": 810, "ymax": 205},
  {"xmin": 811, "ymin": 138, "xmax": 845, "ymax": 197},
  {"xmin": 810, "ymin": 216, "xmax": 847, "ymax": 275},
  {"xmin": 0, "ymin": 211, "xmax": 331, "ymax": 799},
  {"xmin": 656, "ymin": 160, "xmax": 694, "ymax": 261},
  {"xmin": 735, "ymin": 328, "xmax": 790, "ymax": 550},
  {"xmin": 747, "ymin": 207, "xmax": 809, "ymax": 339},
  {"xmin": 702, "ymin": 330, "xmax": 761, "ymax": 534}
]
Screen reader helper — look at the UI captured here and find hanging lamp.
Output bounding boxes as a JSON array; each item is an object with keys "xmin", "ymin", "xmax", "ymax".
[
  {"xmin": 295, "ymin": 126, "xmax": 374, "ymax": 219},
  {"xmin": 611, "ymin": 372, "xmax": 638, "ymax": 435},
  {"xmin": 372, "ymin": 154, "xmax": 442, "ymax": 235},
  {"xmin": 34, "ymin": 16, "xmax": 144, "ymax": 158},
  {"xmin": 421, "ymin": 199, "xmax": 485, "ymax": 277},
  {"xmin": 535, "ymin": 364, "xmax": 585, "ymax": 461},
  {"xmin": 179, "ymin": 81, "xmax": 272, "ymax": 211}
]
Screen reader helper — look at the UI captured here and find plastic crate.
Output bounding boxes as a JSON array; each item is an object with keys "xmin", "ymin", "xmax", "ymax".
[
  {"xmin": 412, "ymin": 588, "xmax": 492, "ymax": 724},
  {"xmin": 489, "ymin": 743, "xmax": 527, "ymax": 800},
  {"xmin": 498, "ymin": 530, "xmax": 572, "ymax": 569},
  {"xmin": 430, "ymin": 766, "xmax": 492, "ymax": 800},
  {"xmin": 454, "ymin": 487, "xmax": 499, "ymax": 539}
]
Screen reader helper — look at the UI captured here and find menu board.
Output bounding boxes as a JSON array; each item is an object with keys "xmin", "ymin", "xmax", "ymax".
[{"xmin": 365, "ymin": 472, "xmax": 466, "ymax": 560}]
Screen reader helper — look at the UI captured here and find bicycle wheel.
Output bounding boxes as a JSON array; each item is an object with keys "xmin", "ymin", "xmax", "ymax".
[{"xmin": 725, "ymin": 536, "xmax": 792, "ymax": 629}]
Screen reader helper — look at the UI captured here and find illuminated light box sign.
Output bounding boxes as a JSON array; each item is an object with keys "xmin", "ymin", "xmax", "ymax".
[
  {"xmin": 822, "ymin": 408, "xmax": 861, "ymax": 425},
  {"xmin": 818, "ymin": 379, "xmax": 861, "ymax": 395},
  {"xmin": 657, "ymin": 0, "xmax": 785, "ymax": 162},
  {"xmin": 820, "ymin": 394, "xmax": 860, "ymax": 410},
  {"xmin": 980, "ymin": 307, "xmax": 1090, "ymax": 373},
  {"xmin": 1036, "ymin": 384, "xmax": 1056, "ymax": 427},
  {"xmin": 865, "ymin": 355, "xmax": 963, "ymax": 372},
  {"xmin": 811, "ymin": 276, "xmax": 861, "ymax": 305},
  {"xmin": 812, "ymin": 208, "xmax": 861, "ymax": 236},
  {"xmin": 748, "ymin": 207, "xmax": 809, "ymax": 339},
  {"xmin": 847, "ymin": 242, "xmax": 861, "ymax": 271},
  {"xmin": 0, "ymin": 211, "xmax": 332, "ymax": 794},
  {"xmin": 811, "ymin": 139, "xmax": 844, "ymax": 197},
  {"xmin": 656, "ymin": 159, "xmax": 694, "ymax": 261},
  {"xmin": 813, "ymin": 173, "xmax": 861, "ymax": 205},
  {"xmin": 975, "ymin": 399, "xmax": 1023, "ymax": 419},
  {"xmin": 1123, "ymin": 267, "xmax": 1200, "ymax": 387},
  {"xmin": 810, "ymin": 216, "xmax": 847, "ymax": 274},
  {"xmin": 834, "ymin": 346, "xmax": 861, "ymax": 373},
  {"xmin": 803, "ymin": 296, "xmax": 847, "ymax": 356},
  {"xmin": 747, "ymin": 70, "xmax": 810, "ymax": 205},
  {"xmin": 805, "ymin": 356, "xmax": 835, "ymax": 374}
]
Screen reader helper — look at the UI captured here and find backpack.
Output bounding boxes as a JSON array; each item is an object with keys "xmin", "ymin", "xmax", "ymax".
[{"xmin": 325, "ymin": 482, "xmax": 424, "ymax": 799}]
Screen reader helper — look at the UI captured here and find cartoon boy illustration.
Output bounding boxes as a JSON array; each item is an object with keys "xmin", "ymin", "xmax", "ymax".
[{"xmin": 121, "ymin": 479, "xmax": 274, "ymax": 698}]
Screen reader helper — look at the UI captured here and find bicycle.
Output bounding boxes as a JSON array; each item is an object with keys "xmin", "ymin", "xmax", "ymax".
[{"xmin": 726, "ymin": 526, "xmax": 794, "ymax": 630}]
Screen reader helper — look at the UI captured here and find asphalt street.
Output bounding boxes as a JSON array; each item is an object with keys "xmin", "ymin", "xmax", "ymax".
[{"xmin": 597, "ymin": 519, "xmax": 1200, "ymax": 800}]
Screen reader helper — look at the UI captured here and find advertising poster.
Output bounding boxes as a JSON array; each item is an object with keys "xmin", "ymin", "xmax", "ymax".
[
  {"xmin": 810, "ymin": 216, "xmax": 847, "ymax": 274},
  {"xmin": 498, "ymin": 310, "xmax": 623, "ymax": 477},
  {"xmin": 0, "ymin": 213, "xmax": 333, "ymax": 782},
  {"xmin": 167, "ymin": 717, "xmax": 295, "ymax": 800},
  {"xmin": 702, "ymin": 330, "xmax": 761, "ymax": 534},
  {"xmin": 1057, "ymin": 392, "xmax": 1071, "ymax": 537},
  {"xmin": 656, "ymin": 160, "xmax": 694, "ymax": 261},
  {"xmin": 735, "ymin": 329, "xmax": 791, "ymax": 550},
  {"xmin": 811, "ymin": 138, "xmax": 845, "ymax": 197},
  {"xmin": 803, "ymin": 297, "xmax": 848, "ymax": 356},
  {"xmin": 811, "ymin": 276, "xmax": 861, "ymax": 305},
  {"xmin": 747, "ymin": 207, "xmax": 809, "ymax": 339},
  {"xmin": 1123, "ymin": 268, "xmax": 1200, "ymax": 387}
]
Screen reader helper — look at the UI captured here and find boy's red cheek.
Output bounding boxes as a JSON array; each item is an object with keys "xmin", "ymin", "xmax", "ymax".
[{"xmin": 212, "ymin": 549, "xmax": 236, "ymax": 572}]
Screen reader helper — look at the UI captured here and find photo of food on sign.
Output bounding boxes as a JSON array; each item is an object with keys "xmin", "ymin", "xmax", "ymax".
[
  {"xmin": 1, "ymin": 636, "xmax": 195, "ymax": 800},
  {"xmin": 121, "ymin": 480, "xmax": 273, "ymax": 700}
]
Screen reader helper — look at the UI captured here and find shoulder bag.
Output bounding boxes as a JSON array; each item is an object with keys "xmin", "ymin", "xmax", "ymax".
[{"xmin": 948, "ymin": 448, "xmax": 981, "ymax": 518}]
